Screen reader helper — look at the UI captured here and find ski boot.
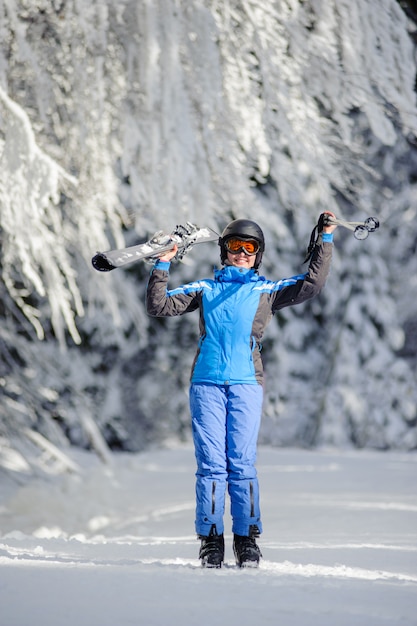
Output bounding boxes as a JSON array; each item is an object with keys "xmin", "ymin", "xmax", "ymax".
[
  {"xmin": 233, "ymin": 525, "xmax": 262, "ymax": 568},
  {"xmin": 199, "ymin": 525, "xmax": 225, "ymax": 569}
]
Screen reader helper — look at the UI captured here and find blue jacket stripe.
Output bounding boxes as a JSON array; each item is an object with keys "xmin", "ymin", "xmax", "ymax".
[
  {"xmin": 167, "ymin": 280, "xmax": 212, "ymax": 297},
  {"xmin": 253, "ymin": 273, "xmax": 307, "ymax": 293}
]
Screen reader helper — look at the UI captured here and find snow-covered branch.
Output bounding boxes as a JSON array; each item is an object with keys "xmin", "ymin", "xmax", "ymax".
[{"xmin": 0, "ymin": 85, "xmax": 81, "ymax": 344}]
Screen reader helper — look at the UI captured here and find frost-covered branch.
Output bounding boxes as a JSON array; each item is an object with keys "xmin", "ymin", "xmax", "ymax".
[{"xmin": 0, "ymin": 86, "xmax": 81, "ymax": 345}]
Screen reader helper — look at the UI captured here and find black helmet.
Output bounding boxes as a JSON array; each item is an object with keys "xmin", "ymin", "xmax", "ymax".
[{"xmin": 219, "ymin": 219, "xmax": 265, "ymax": 269}]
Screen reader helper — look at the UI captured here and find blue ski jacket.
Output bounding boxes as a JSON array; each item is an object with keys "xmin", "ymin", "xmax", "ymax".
[{"xmin": 146, "ymin": 235, "xmax": 333, "ymax": 386}]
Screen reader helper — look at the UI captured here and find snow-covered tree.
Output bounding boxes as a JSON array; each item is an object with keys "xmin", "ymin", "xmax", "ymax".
[{"xmin": 0, "ymin": 0, "xmax": 416, "ymax": 474}]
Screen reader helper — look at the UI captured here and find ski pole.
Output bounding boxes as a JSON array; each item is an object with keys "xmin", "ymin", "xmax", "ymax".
[
  {"xmin": 323, "ymin": 215, "xmax": 380, "ymax": 240},
  {"xmin": 304, "ymin": 213, "xmax": 380, "ymax": 262}
]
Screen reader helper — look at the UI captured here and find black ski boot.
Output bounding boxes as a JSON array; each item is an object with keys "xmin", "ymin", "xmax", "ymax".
[
  {"xmin": 233, "ymin": 525, "xmax": 262, "ymax": 568},
  {"xmin": 199, "ymin": 525, "xmax": 225, "ymax": 569}
]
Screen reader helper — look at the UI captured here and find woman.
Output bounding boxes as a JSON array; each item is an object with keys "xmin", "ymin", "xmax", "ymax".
[{"xmin": 146, "ymin": 215, "xmax": 336, "ymax": 568}]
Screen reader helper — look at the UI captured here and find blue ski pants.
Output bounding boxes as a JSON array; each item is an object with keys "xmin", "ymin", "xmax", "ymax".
[{"xmin": 189, "ymin": 383, "xmax": 263, "ymax": 537}]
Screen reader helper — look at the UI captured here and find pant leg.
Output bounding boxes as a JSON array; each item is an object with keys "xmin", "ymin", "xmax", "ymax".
[
  {"xmin": 189, "ymin": 383, "xmax": 228, "ymax": 536},
  {"xmin": 226, "ymin": 383, "xmax": 263, "ymax": 536}
]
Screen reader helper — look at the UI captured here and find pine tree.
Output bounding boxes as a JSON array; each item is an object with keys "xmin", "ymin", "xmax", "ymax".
[{"xmin": 0, "ymin": 0, "xmax": 416, "ymax": 471}]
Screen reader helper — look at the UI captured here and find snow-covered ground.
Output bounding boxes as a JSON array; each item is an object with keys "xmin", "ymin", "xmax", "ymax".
[{"xmin": 0, "ymin": 445, "xmax": 416, "ymax": 626}]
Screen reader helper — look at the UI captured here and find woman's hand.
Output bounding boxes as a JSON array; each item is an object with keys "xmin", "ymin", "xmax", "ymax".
[
  {"xmin": 322, "ymin": 211, "xmax": 338, "ymax": 234},
  {"xmin": 158, "ymin": 244, "xmax": 178, "ymax": 262}
]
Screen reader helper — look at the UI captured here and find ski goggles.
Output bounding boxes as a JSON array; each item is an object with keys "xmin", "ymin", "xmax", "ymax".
[{"xmin": 224, "ymin": 237, "xmax": 260, "ymax": 255}]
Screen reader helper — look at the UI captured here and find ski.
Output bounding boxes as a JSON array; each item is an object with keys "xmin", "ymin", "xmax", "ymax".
[{"xmin": 92, "ymin": 222, "xmax": 219, "ymax": 272}]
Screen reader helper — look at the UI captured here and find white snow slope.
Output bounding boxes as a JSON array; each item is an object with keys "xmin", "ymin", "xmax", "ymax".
[{"xmin": 0, "ymin": 445, "xmax": 416, "ymax": 626}]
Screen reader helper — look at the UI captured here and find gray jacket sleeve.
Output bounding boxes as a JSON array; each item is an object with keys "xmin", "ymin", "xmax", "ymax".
[
  {"xmin": 271, "ymin": 238, "xmax": 333, "ymax": 312},
  {"xmin": 146, "ymin": 261, "xmax": 200, "ymax": 317}
]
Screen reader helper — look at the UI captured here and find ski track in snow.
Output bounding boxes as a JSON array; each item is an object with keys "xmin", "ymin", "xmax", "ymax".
[
  {"xmin": 1, "ymin": 446, "xmax": 416, "ymax": 626},
  {"xmin": 1, "ymin": 548, "xmax": 416, "ymax": 585}
]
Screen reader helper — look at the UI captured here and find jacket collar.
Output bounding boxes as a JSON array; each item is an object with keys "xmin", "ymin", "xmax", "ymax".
[{"xmin": 214, "ymin": 265, "xmax": 259, "ymax": 283}]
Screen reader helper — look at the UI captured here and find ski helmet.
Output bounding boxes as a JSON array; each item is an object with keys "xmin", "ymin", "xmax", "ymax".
[{"xmin": 219, "ymin": 219, "xmax": 265, "ymax": 269}]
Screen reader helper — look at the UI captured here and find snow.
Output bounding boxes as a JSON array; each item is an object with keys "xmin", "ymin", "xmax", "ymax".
[{"xmin": 1, "ymin": 445, "xmax": 416, "ymax": 625}]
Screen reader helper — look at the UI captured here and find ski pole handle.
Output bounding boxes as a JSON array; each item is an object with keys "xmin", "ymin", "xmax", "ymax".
[{"xmin": 323, "ymin": 215, "xmax": 355, "ymax": 231}]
